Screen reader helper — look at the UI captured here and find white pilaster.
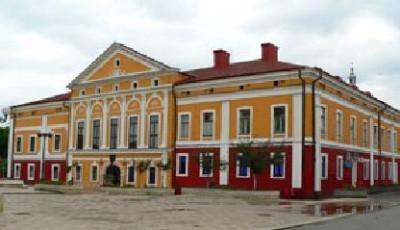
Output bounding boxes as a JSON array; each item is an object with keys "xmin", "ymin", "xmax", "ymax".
[
  {"xmin": 162, "ymin": 151, "xmax": 167, "ymax": 188},
  {"xmin": 84, "ymin": 102, "xmax": 91, "ymax": 149},
  {"xmin": 219, "ymin": 101, "xmax": 230, "ymax": 185},
  {"xmin": 119, "ymin": 97, "xmax": 126, "ymax": 148},
  {"xmin": 101, "ymin": 99, "xmax": 108, "ymax": 149},
  {"xmin": 140, "ymin": 95, "xmax": 146, "ymax": 148},
  {"xmin": 161, "ymin": 91, "xmax": 168, "ymax": 148},
  {"xmin": 314, "ymin": 95, "xmax": 322, "ymax": 192},
  {"xmin": 68, "ymin": 104, "xmax": 75, "ymax": 149},
  {"xmin": 39, "ymin": 116, "xmax": 48, "ymax": 179},
  {"xmin": 369, "ymin": 117, "xmax": 374, "ymax": 186},
  {"xmin": 391, "ymin": 127, "xmax": 396, "ymax": 184},
  {"xmin": 292, "ymin": 94, "xmax": 303, "ymax": 189},
  {"xmin": 7, "ymin": 117, "xmax": 14, "ymax": 178}
]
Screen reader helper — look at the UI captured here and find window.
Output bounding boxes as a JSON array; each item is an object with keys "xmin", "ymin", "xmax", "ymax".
[
  {"xmin": 336, "ymin": 111, "xmax": 343, "ymax": 142},
  {"xmin": 77, "ymin": 121, "xmax": 85, "ymax": 150},
  {"xmin": 336, "ymin": 156, "xmax": 343, "ymax": 180},
  {"xmin": 148, "ymin": 166, "xmax": 156, "ymax": 185},
  {"xmin": 92, "ymin": 120, "xmax": 100, "ymax": 149},
  {"xmin": 363, "ymin": 121, "xmax": 369, "ymax": 147},
  {"xmin": 27, "ymin": 164, "xmax": 35, "ymax": 181},
  {"xmin": 96, "ymin": 87, "xmax": 101, "ymax": 94},
  {"xmin": 149, "ymin": 115, "xmax": 159, "ymax": 149},
  {"xmin": 115, "ymin": 58, "xmax": 121, "ymax": 67},
  {"xmin": 202, "ymin": 111, "xmax": 214, "ymax": 138},
  {"xmin": 114, "ymin": 85, "xmax": 119, "ymax": 92},
  {"xmin": 129, "ymin": 116, "xmax": 138, "ymax": 149},
  {"xmin": 373, "ymin": 125, "xmax": 378, "ymax": 148},
  {"xmin": 374, "ymin": 160, "xmax": 379, "ymax": 180},
  {"xmin": 52, "ymin": 164, "xmax": 60, "ymax": 181},
  {"xmin": 75, "ymin": 164, "xmax": 82, "ymax": 182},
  {"xmin": 153, "ymin": 79, "xmax": 159, "ymax": 87},
  {"xmin": 394, "ymin": 132, "xmax": 398, "ymax": 153},
  {"xmin": 29, "ymin": 136, "xmax": 36, "ymax": 153},
  {"xmin": 389, "ymin": 162, "xmax": 393, "ymax": 181},
  {"xmin": 80, "ymin": 90, "xmax": 86, "ymax": 96},
  {"xmin": 91, "ymin": 165, "xmax": 98, "ymax": 182},
  {"xmin": 127, "ymin": 162, "xmax": 136, "ymax": 183},
  {"xmin": 387, "ymin": 130, "xmax": 392, "ymax": 151},
  {"xmin": 238, "ymin": 108, "xmax": 251, "ymax": 136},
  {"xmin": 236, "ymin": 153, "xmax": 250, "ymax": 178},
  {"xmin": 14, "ymin": 163, "xmax": 21, "ymax": 179},
  {"xmin": 321, "ymin": 153, "xmax": 328, "ymax": 179},
  {"xmin": 110, "ymin": 118, "xmax": 119, "ymax": 149},
  {"xmin": 273, "ymin": 105, "xmax": 286, "ymax": 135},
  {"xmin": 53, "ymin": 134, "xmax": 61, "ymax": 152},
  {"xmin": 271, "ymin": 153, "xmax": 286, "ymax": 178},
  {"xmin": 380, "ymin": 127, "xmax": 385, "ymax": 149},
  {"xmin": 200, "ymin": 153, "xmax": 213, "ymax": 177},
  {"xmin": 381, "ymin": 162, "xmax": 386, "ymax": 180},
  {"xmin": 176, "ymin": 153, "xmax": 188, "ymax": 176},
  {"xmin": 15, "ymin": 136, "xmax": 22, "ymax": 153},
  {"xmin": 320, "ymin": 106, "xmax": 327, "ymax": 136},
  {"xmin": 132, "ymin": 81, "xmax": 138, "ymax": 89},
  {"xmin": 350, "ymin": 116, "xmax": 356, "ymax": 145},
  {"xmin": 179, "ymin": 113, "xmax": 190, "ymax": 139},
  {"xmin": 363, "ymin": 160, "xmax": 370, "ymax": 180}
]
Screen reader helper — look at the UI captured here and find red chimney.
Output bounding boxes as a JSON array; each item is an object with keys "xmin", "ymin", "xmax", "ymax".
[
  {"xmin": 213, "ymin": 49, "xmax": 230, "ymax": 68},
  {"xmin": 261, "ymin": 43, "xmax": 278, "ymax": 62}
]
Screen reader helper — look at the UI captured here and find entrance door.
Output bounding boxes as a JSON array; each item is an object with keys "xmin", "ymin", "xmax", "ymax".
[
  {"xmin": 352, "ymin": 160, "xmax": 357, "ymax": 187},
  {"xmin": 105, "ymin": 164, "xmax": 121, "ymax": 186}
]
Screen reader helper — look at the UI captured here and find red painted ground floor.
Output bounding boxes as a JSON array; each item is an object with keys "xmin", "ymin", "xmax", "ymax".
[{"xmin": 12, "ymin": 160, "xmax": 67, "ymax": 184}]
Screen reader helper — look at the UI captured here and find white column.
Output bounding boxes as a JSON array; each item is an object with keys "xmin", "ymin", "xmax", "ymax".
[
  {"xmin": 84, "ymin": 102, "xmax": 91, "ymax": 149},
  {"xmin": 68, "ymin": 104, "xmax": 75, "ymax": 149},
  {"xmin": 392, "ymin": 127, "xmax": 396, "ymax": 183},
  {"xmin": 162, "ymin": 151, "xmax": 167, "ymax": 188},
  {"xmin": 139, "ymin": 95, "xmax": 146, "ymax": 148},
  {"xmin": 369, "ymin": 117, "xmax": 374, "ymax": 186},
  {"xmin": 219, "ymin": 101, "xmax": 230, "ymax": 185},
  {"xmin": 314, "ymin": 95, "xmax": 322, "ymax": 192},
  {"xmin": 101, "ymin": 99, "xmax": 108, "ymax": 149},
  {"xmin": 161, "ymin": 91, "xmax": 168, "ymax": 148},
  {"xmin": 292, "ymin": 94, "xmax": 303, "ymax": 189},
  {"xmin": 6, "ymin": 117, "xmax": 14, "ymax": 178},
  {"xmin": 39, "ymin": 116, "xmax": 48, "ymax": 179},
  {"xmin": 119, "ymin": 97, "xmax": 126, "ymax": 148}
]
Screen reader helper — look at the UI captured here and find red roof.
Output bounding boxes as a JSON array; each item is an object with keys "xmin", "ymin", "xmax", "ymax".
[
  {"xmin": 181, "ymin": 59, "xmax": 304, "ymax": 83},
  {"xmin": 13, "ymin": 92, "xmax": 71, "ymax": 108}
]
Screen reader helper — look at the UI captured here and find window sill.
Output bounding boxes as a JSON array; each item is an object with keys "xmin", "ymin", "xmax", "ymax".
[
  {"xmin": 176, "ymin": 174, "xmax": 188, "ymax": 177},
  {"xmin": 236, "ymin": 175, "xmax": 250, "ymax": 179},
  {"xmin": 271, "ymin": 176, "xmax": 285, "ymax": 179}
]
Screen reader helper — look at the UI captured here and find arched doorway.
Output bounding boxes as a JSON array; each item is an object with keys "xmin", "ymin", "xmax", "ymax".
[{"xmin": 104, "ymin": 164, "xmax": 121, "ymax": 186}]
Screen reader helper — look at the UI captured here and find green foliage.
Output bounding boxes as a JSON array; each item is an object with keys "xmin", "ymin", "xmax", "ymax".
[
  {"xmin": 157, "ymin": 157, "xmax": 172, "ymax": 171},
  {"xmin": 138, "ymin": 160, "xmax": 151, "ymax": 173},
  {"xmin": 0, "ymin": 127, "xmax": 8, "ymax": 159},
  {"xmin": 39, "ymin": 179, "xmax": 64, "ymax": 185}
]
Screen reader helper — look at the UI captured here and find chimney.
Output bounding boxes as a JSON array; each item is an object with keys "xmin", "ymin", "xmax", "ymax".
[
  {"xmin": 213, "ymin": 49, "xmax": 230, "ymax": 68},
  {"xmin": 261, "ymin": 43, "xmax": 278, "ymax": 62}
]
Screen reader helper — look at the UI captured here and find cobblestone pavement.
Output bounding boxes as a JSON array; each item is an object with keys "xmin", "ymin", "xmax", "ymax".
[{"xmin": 0, "ymin": 188, "xmax": 393, "ymax": 230}]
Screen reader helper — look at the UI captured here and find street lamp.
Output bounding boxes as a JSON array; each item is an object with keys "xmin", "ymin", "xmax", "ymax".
[{"xmin": 37, "ymin": 130, "xmax": 52, "ymax": 181}]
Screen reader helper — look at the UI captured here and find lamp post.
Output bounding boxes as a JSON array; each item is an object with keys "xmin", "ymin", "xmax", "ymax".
[{"xmin": 37, "ymin": 130, "xmax": 52, "ymax": 181}]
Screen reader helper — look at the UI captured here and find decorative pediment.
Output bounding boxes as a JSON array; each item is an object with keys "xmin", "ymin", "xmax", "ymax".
[{"xmin": 68, "ymin": 42, "xmax": 178, "ymax": 88}]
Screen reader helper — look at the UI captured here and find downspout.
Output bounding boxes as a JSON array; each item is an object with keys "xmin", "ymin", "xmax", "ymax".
[{"xmin": 172, "ymin": 84, "xmax": 178, "ymax": 189}]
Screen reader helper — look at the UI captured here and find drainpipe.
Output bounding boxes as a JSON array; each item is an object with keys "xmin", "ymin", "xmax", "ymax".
[
  {"xmin": 312, "ymin": 69, "xmax": 323, "ymax": 194},
  {"xmin": 172, "ymin": 84, "xmax": 178, "ymax": 189}
]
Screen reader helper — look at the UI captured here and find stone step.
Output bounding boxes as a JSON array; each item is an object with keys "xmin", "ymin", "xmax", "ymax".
[{"xmin": 0, "ymin": 179, "xmax": 24, "ymax": 188}]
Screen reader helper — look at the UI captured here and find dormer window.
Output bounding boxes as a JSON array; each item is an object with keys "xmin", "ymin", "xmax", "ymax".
[
  {"xmin": 114, "ymin": 85, "xmax": 119, "ymax": 92},
  {"xmin": 96, "ymin": 87, "xmax": 101, "ymax": 94},
  {"xmin": 115, "ymin": 58, "xmax": 121, "ymax": 67},
  {"xmin": 80, "ymin": 90, "xmax": 86, "ymax": 96},
  {"xmin": 153, "ymin": 79, "xmax": 159, "ymax": 87},
  {"xmin": 132, "ymin": 81, "xmax": 138, "ymax": 89}
]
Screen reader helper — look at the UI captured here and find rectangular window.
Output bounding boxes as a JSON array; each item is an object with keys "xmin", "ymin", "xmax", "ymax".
[
  {"xmin": 320, "ymin": 106, "xmax": 327, "ymax": 136},
  {"xmin": 388, "ymin": 162, "xmax": 393, "ymax": 181},
  {"xmin": 363, "ymin": 160, "xmax": 370, "ymax": 180},
  {"xmin": 129, "ymin": 116, "xmax": 138, "ymax": 149},
  {"xmin": 91, "ymin": 165, "xmax": 98, "ymax": 182},
  {"xmin": 394, "ymin": 132, "xmax": 398, "ymax": 153},
  {"xmin": 387, "ymin": 130, "xmax": 392, "ymax": 152},
  {"xmin": 52, "ymin": 164, "xmax": 60, "ymax": 181},
  {"xmin": 373, "ymin": 125, "xmax": 378, "ymax": 148},
  {"xmin": 374, "ymin": 160, "xmax": 379, "ymax": 180},
  {"xmin": 110, "ymin": 118, "xmax": 119, "ymax": 149},
  {"xmin": 77, "ymin": 121, "xmax": 85, "ymax": 150},
  {"xmin": 92, "ymin": 120, "xmax": 100, "ymax": 149},
  {"xmin": 336, "ymin": 156, "xmax": 343, "ymax": 180},
  {"xmin": 148, "ymin": 166, "xmax": 156, "ymax": 185},
  {"xmin": 14, "ymin": 163, "xmax": 21, "ymax": 179},
  {"xmin": 271, "ymin": 153, "xmax": 285, "ymax": 178},
  {"xmin": 381, "ymin": 162, "xmax": 386, "ymax": 180},
  {"xmin": 29, "ymin": 136, "xmax": 36, "ymax": 152},
  {"xmin": 273, "ymin": 105, "xmax": 286, "ymax": 135},
  {"xmin": 16, "ymin": 136, "xmax": 22, "ymax": 153},
  {"xmin": 200, "ymin": 153, "xmax": 213, "ymax": 177},
  {"xmin": 75, "ymin": 165, "xmax": 82, "ymax": 182},
  {"xmin": 176, "ymin": 153, "xmax": 188, "ymax": 176},
  {"xmin": 28, "ymin": 164, "xmax": 35, "ymax": 181},
  {"xmin": 149, "ymin": 115, "xmax": 159, "ymax": 149},
  {"xmin": 238, "ymin": 109, "xmax": 251, "ymax": 136},
  {"xmin": 363, "ymin": 121, "xmax": 369, "ymax": 147},
  {"xmin": 350, "ymin": 117, "xmax": 356, "ymax": 145},
  {"xmin": 321, "ymin": 154, "xmax": 328, "ymax": 179},
  {"xmin": 336, "ymin": 111, "xmax": 343, "ymax": 142},
  {"xmin": 179, "ymin": 114, "xmax": 190, "ymax": 139},
  {"xmin": 236, "ymin": 153, "xmax": 250, "ymax": 178},
  {"xmin": 380, "ymin": 127, "xmax": 385, "ymax": 149},
  {"xmin": 54, "ymin": 134, "xmax": 61, "ymax": 152},
  {"xmin": 127, "ymin": 163, "xmax": 135, "ymax": 183},
  {"xmin": 202, "ymin": 112, "xmax": 214, "ymax": 138}
]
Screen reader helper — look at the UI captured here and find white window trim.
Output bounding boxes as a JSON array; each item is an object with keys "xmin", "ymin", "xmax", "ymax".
[
  {"xmin": 92, "ymin": 118, "xmax": 102, "ymax": 149},
  {"xmin": 114, "ymin": 57, "xmax": 121, "ymax": 67},
  {"xmin": 236, "ymin": 107, "xmax": 252, "ymax": 139},
  {"xmin": 126, "ymin": 161, "xmax": 137, "ymax": 184},
  {"xmin": 199, "ymin": 152, "xmax": 214, "ymax": 177},
  {"xmin": 148, "ymin": 112, "xmax": 161, "ymax": 148},
  {"xmin": 28, "ymin": 135, "xmax": 36, "ymax": 153},
  {"xmin": 96, "ymin": 86, "xmax": 101, "ymax": 95},
  {"xmin": 362, "ymin": 120, "xmax": 369, "ymax": 147},
  {"xmin": 27, "ymin": 163, "xmax": 35, "ymax": 181},
  {"xmin": 176, "ymin": 153, "xmax": 189, "ymax": 177},
  {"xmin": 270, "ymin": 152, "xmax": 286, "ymax": 179},
  {"xmin": 14, "ymin": 163, "xmax": 21, "ymax": 179},
  {"xmin": 52, "ymin": 133, "xmax": 62, "ymax": 153},
  {"xmin": 363, "ymin": 160, "xmax": 370, "ymax": 180},
  {"xmin": 113, "ymin": 84, "xmax": 119, "ymax": 92},
  {"xmin": 76, "ymin": 119, "xmax": 86, "ymax": 149},
  {"xmin": 388, "ymin": 162, "xmax": 393, "ymax": 180},
  {"xmin": 51, "ymin": 164, "xmax": 60, "ymax": 182},
  {"xmin": 200, "ymin": 110, "xmax": 216, "ymax": 140},
  {"xmin": 80, "ymin": 89, "xmax": 86, "ymax": 96},
  {"xmin": 127, "ymin": 115, "xmax": 140, "ymax": 148},
  {"xmin": 152, "ymin": 77, "xmax": 160, "ymax": 87},
  {"xmin": 178, "ymin": 112, "xmax": 191, "ymax": 140},
  {"xmin": 336, "ymin": 110, "xmax": 343, "ymax": 142},
  {"xmin": 336, "ymin": 156, "xmax": 343, "ymax": 180},
  {"xmin": 236, "ymin": 153, "xmax": 250, "ymax": 178},
  {"xmin": 90, "ymin": 163, "xmax": 99, "ymax": 182},
  {"xmin": 350, "ymin": 115, "xmax": 357, "ymax": 145},
  {"xmin": 132, "ymin": 80, "xmax": 138, "ymax": 89},
  {"xmin": 15, "ymin": 135, "xmax": 23, "ymax": 153},
  {"xmin": 321, "ymin": 153, "xmax": 328, "ymax": 180},
  {"xmin": 75, "ymin": 163, "xmax": 83, "ymax": 182},
  {"xmin": 271, "ymin": 104, "xmax": 288, "ymax": 138},
  {"xmin": 147, "ymin": 164, "xmax": 158, "ymax": 186},
  {"xmin": 374, "ymin": 160, "xmax": 379, "ymax": 180},
  {"xmin": 109, "ymin": 116, "xmax": 120, "ymax": 149},
  {"xmin": 320, "ymin": 104, "xmax": 328, "ymax": 137},
  {"xmin": 381, "ymin": 161, "xmax": 386, "ymax": 180}
]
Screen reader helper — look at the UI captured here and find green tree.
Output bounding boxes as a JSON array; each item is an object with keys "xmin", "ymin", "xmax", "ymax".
[{"xmin": 0, "ymin": 127, "xmax": 8, "ymax": 177}]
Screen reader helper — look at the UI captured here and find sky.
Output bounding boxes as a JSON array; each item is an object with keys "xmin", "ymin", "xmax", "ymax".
[{"xmin": 0, "ymin": 0, "xmax": 399, "ymax": 111}]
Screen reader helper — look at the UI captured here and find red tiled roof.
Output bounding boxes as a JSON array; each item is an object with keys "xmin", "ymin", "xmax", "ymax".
[
  {"xmin": 181, "ymin": 59, "xmax": 305, "ymax": 83},
  {"xmin": 13, "ymin": 92, "xmax": 71, "ymax": 108}
]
